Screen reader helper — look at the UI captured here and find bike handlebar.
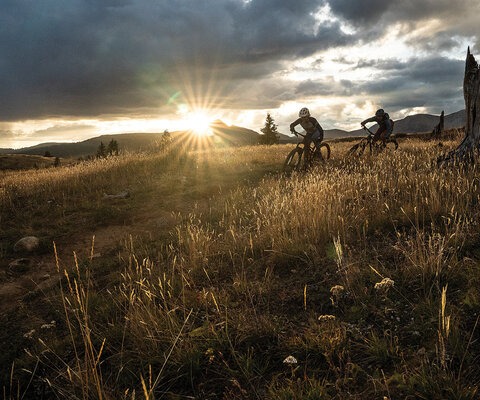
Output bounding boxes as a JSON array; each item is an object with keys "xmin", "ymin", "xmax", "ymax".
[
  {"xmin": 362, "ymin": 125, "xmax": 375, "ymax": 136},
  {"xmin": 290, "ymin": 129, "xmax": 306, "ymax": 138}
]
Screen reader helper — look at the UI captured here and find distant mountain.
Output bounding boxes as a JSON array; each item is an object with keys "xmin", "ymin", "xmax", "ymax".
[
  {"xmin": 4, "ymin": 110, "xmax": 467, "ymax": 158},
  {"xmin": 7, "ymin": 122, "xmax": 260, "ymax": 158},
  {"xmin": 279, "ymin": 128, "xmax": 350, "ymax": 143},
  {"xmin": 10, "ymin": 132, "xmax": 166, "ymax": 158},
  {"xmin": 279, "ymin": 110, "xmax": 466, "ymax": 142},
  {"xmin": 346, "ymin": 109, "xmax": 465, "ymax": 137},
  {"xmin": 209, "ymin": 120, "xmax": 259, "ymax": 146}
]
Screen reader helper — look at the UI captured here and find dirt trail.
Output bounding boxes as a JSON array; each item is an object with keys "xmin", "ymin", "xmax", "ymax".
[{"xmin": 0, "ymin": 168, "xmax": 248, "ymax": 317}]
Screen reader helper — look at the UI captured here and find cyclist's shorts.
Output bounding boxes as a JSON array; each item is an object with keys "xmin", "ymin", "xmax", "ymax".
[{"xmin": 311, "ymin": 129, "xmax": 322, "ymax": 141}]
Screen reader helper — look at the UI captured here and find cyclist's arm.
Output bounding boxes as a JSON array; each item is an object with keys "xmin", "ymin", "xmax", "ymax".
[
  {"xmin": 290, "ymin": 118, "xmax": 302, "ymax": 134},
  {"xmin": 361, "ymin": 116, "xmax": 376, "ymax": 126}
]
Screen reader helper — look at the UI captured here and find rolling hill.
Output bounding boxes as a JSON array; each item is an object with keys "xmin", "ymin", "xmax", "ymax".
[
  {"xmin": 346, "ymin": 109, "xmax": 465, "ymax": 137},
  {"xmin": 2, "ymin": 110, "xmax": 466, "ymax": 157},
  {"xmin": 4, "ymin": 122, "xmax": 261, "ymax": 158}
]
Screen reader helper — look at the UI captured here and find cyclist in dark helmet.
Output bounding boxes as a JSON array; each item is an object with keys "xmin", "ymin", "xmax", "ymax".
[
  {"xmin": 361, "ymin": 108, "xmax": 394, "ymax": 146},
  {"xmin": 290, "ymin": 107, "xmax": 324, "ymax": 151}
]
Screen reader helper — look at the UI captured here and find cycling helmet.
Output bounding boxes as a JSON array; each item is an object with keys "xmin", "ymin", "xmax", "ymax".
[
  {"xmin": 375, "ymin": 109, "xmax": 385, "ymax": 117},
  {"xmin": 299, "ymin": 107, "xmax": 310, "ymax": 118}
]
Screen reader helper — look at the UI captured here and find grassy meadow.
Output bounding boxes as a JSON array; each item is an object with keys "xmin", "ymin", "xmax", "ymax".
[{"xmin": 2, "ymin": 131, "xmax": 480, "ymax": 399}]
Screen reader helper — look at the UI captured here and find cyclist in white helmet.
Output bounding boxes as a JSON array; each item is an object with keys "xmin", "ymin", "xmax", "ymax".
[{"xmin": 289, "ymin": 107, "xmax": 324, "ymax": 151}]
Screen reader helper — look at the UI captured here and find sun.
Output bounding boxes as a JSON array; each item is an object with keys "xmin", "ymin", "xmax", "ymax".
[{"xmin": 181, "ymin": 109, "xmax": 214, "ymax": 137}]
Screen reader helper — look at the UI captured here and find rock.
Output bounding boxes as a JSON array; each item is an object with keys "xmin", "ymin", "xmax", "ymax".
[
  {"xmin": 103, "ymin": 191, "xmax": 130, "ymax": 199},
  {"xmin": 13, "ymin": 236, "xmax": 40, "ymax": 252}
]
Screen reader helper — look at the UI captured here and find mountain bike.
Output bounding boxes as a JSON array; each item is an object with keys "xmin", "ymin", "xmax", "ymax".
[
  {"xmin": 347, "ymin": 126, "xmax": 398, "ymax": 157},
  {"xmin": 283, "ymin": 131, "xmax": 331, "ymax": 172}
]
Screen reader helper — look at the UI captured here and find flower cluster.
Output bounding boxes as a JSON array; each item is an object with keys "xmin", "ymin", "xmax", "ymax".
[
  {"xmin": 374, "ymin": 277, "xmax": 395, "ymax": 293},
  {"xmin": 23, "ymin": 329, "xmax": 35, "ymax": 339},
  {"xmin": 330, "ymin": 284, "xmax": 345, "ymax": 305},
  {"xmin": 205, "ymin": 348, "xmax": 215, "ymax": 363},
  {"xmin": 41, "ymin": 320, "xmax": 56, "ymax": 330},
  {"xmin": 283, "ymin": 355, "xmax": 298, "ymax": 365},
  {"xmin": 330, "ymin": 285, "xmax": 344, "ymax": 296},
  {"xmin": 317, "ymin": 314, "xmax": 336, "ymax": 322}
]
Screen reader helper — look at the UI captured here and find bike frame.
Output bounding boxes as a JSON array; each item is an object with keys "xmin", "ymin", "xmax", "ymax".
[
  {"xmin": 349, "ymin": 125, "xmax": 397, "ymax": 157},
  {"xmin": 290, "ymin": 131, "xmax": 320, "ymax": 159}
]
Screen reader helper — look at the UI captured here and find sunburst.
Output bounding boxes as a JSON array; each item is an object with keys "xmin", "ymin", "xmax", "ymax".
[{"xmin": 183, "ymin": 109, "xmax": 215, "ymax": 137}]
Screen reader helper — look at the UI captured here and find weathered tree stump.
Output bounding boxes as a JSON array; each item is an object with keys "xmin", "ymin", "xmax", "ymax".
[
  {"xmin": 431, "ymin": 110, "xmax": 444, "ymax": 138},
  {"xmin": 438, "ymin": 48, "xmax": 480, "ymax": 165}
]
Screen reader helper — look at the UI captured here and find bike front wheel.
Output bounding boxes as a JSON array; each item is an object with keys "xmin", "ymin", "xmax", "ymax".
[
  {"xmin": 318, "ymin": 142, "xmax": 331, "ymax": 160},
  {"xmin": 283, "ymin": 148, "xmax": 303, "ymax": 173},
  {"xmin": 309, "ymin": 142, "xmax": 331, "ymax": 163},
  {"xmin": 347, "ymin": 142, "xmax": 366, "ymax": 157},
  {"xmin": 385, "ymin": 138, "xmax": 399, "ymax": 151}
]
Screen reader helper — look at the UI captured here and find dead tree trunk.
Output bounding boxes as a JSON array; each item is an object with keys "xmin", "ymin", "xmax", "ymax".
[
  {"xmin": 431, "ymin": 110, "xmax": 444, "ymax": 138},
  {"xmin": 438, "ymin": 48, "xmax": 480, "ymax": 164}
]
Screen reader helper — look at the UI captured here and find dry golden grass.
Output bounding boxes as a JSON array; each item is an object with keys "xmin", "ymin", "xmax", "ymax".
[{"xmin": 2, "ymin": 132, "xmax": 480, "ymax": 399}]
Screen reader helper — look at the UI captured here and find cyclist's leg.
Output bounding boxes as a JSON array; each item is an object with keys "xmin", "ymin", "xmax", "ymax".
[
  {"xmin": 303, "ymin": 134, "xmax": 313, "ymax": 151},
  {"xmin": 373, "ymin": 127, "xmax": 383, "ymax": 143},
  {"xmin": 311, "ymin": 130, "xmax": 322, "ymax": 154},
  {"xmin": 303, "ymin": 134, "xmax": 313, "ymax": 165},
  {"xmin": 380, "ymin": 130, "xmax": 387, "ymax": 146}
]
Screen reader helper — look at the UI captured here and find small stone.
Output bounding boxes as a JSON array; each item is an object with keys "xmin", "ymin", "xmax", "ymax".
[
  {"xmin": 103, "ymin": 191, "xmax": 129, "ymax": 199},
  {"xmin": 14, "ymin": 236, "xmax": 40, "ymax": 252}
]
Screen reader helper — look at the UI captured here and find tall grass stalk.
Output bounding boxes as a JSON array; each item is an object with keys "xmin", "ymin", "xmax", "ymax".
[{"xmin": 4, "ymin": 135, "xmax": 480, "ymax": 398}]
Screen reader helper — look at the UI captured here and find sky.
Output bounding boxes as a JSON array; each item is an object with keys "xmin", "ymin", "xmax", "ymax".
[{"xmin": 0, "ymin": 0, "xmax": 479, "ymax": 149}]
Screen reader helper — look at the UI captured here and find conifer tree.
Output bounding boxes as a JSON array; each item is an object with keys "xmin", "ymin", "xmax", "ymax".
[
  {"xmin": 260, "ymin": 113, "xmax": 280, "ymax": 145},
  {"xmin": 96, "ymin": 141, "xmax": 106, "ymax": 158},
  {"xmin": 107, "ymin": 139, "xmax": 119, "ymax": 156}
]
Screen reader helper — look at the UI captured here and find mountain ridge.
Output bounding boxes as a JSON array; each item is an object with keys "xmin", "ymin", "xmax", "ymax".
[{"xmin": 0, "ymin": 110, "xmax": 466, "ymax": 157}]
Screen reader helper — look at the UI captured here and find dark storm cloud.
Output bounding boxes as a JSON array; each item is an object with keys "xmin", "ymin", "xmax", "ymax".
[
  {"xmin": 357, "ymin": 56, "xmax": 465, "ymax": 111},
  {"xmin": 0, "ymin": 0, "xmax": 354, "ymax": 121},
  {"xmin": 0, "ymin": 0, "xmax": 478, "ymax": 128},
  {"xmin": 326, "ymin": 0, "xmax": 393, "ymax": 25},
  {"xmin": 358, "ymin": 56, "xmax": 464, "ymax": 93},
  {"xmin": 326, "ymin": 0, "xmax": 479, "ymax": 58},
  {"xmin": 327, "ymin": 0, "xmax": 477, "ymax": 26},
  {"xmin": 295, "ymin": 78, "xmax": 353, "ymax": 97}
]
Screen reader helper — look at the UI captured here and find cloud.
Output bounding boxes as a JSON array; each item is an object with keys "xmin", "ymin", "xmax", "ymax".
[
  {"xmin": 353, "ymin": 56, "xmax": 465, "ymax": 113},
  {"xmin": 0, "ymin": 0, "xmax": 354, "ymax": 121},
  {"xmin": 0, "ymin": 0, "xmax": 478, "ymax": 144}
]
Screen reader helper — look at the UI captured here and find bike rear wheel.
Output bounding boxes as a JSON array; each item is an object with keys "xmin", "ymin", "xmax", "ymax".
[{"xmin": 283, "ymin": 148, "xmax": 303, "ymax": 172}]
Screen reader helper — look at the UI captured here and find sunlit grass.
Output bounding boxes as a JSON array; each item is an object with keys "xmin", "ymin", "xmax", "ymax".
[{"xmin": 2, "ymin": 130, "xmax": 480, "ymax": 398}]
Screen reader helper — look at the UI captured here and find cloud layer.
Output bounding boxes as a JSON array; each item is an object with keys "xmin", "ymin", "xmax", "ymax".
[{"xmin": 0, "ymin": 0, "xmax": 478, "ymax": 143}]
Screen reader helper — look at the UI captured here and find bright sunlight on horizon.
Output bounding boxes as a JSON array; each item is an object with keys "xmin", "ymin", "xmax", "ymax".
[{"xmin": 178, "ymin": 107, "xmax": 216, "ymax": 137}]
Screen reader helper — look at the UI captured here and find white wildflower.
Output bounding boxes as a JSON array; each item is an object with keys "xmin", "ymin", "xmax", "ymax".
[
  {"xmin": 41, "ymin": 320, "xmax": 56, "ymax": 330},
  {"xmin": 283, "ymin": 355, "xmax": 298, "ymax": 365},
  {"xmin": 374, "ymin": 277, "xmax": 395, "ymax": 292},
  {"xmin": 318, "ymin": 314, "xmax": 336, "ymax": 322},
  {"xmin": 330, "ymin": 285, "xmax": 345, "ymax": 305},
  {"xmin": 330, "ymin": 285, "xmax": 344, "ymax": 296},
  {"xmin": 23, "ymin": 329, "xmax": 35, "ymax": 339}
]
